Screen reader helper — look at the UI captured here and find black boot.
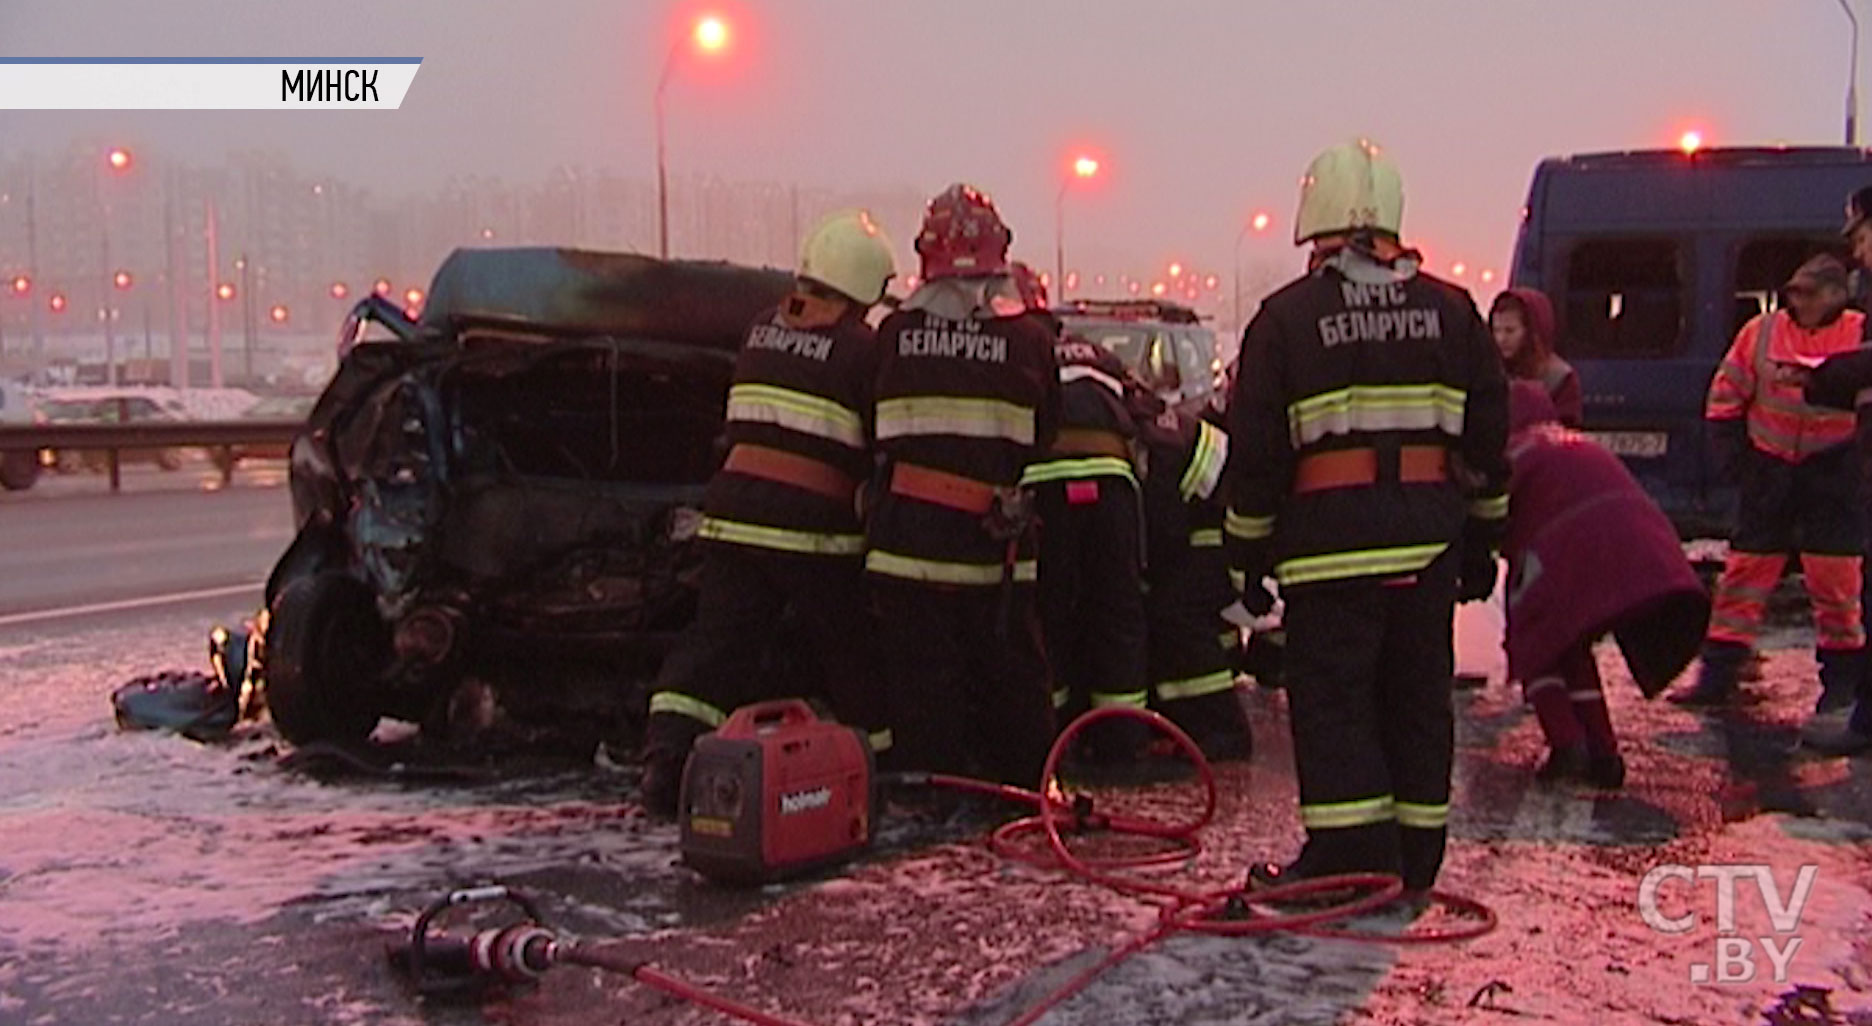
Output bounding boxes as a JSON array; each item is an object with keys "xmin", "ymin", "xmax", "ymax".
[
  {"xmin": 1816, "ymin": 648, "xmax": 1866, "ymax": 715},
  {"xmin": 1670, "ymin": 641, "xmax": 1750, "ymax": 707},
  {"xmin": 638, "ymin": 713, "xmax": 708, "ymax": 818}
]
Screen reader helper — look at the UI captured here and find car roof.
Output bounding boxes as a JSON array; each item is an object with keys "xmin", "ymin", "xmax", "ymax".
[{"xmin": 417, "ymin": 247, "xmax": 796, "ymax": 351}]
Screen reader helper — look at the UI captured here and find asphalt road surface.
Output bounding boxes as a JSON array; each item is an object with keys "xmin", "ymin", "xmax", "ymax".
[
  {"xmin": 0, "ymin": 459, "xmax": 290, "ymax": 620},
  {"xmin": 2, "ymin": 476, "xmax": 1871, "ymax": 1025}
]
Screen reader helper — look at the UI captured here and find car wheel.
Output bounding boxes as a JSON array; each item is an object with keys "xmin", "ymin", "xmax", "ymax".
[
  {"xmin": 265, "ymin": 572, "xmax": 391, "ymax": 746},
  {"xmin": 0, "ymin": 451, "xmax": 39, "ymax": 491}
]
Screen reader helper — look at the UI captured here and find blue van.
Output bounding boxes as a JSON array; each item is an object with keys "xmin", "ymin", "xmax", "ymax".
[{"xmin": 1508, "ymin": 146, "xmax": 1872, "ymax": 535}]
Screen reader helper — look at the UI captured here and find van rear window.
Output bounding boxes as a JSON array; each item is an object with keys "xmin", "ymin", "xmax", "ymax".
[{"xmin": 1559, "ymin": 238, "xmax": 1685, "ymax": 359}]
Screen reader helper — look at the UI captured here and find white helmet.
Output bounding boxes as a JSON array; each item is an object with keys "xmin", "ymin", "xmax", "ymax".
[
  {"xmin": 1292, "ymin": 138, "xmax": 1404, "ymax": 245},
  {"xmin": 798, "ymin": 209, "xmax": 896, "ymax": 305}
]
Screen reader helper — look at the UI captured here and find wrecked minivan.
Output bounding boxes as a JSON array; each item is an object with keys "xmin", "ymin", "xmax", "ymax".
[{"xmin": 262, "ymin": 249, "xmax": 793, "ymax": 750}]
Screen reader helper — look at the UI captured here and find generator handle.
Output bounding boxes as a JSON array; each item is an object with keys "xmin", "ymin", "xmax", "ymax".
[{"xmin": 717, "ymin": 699, "xmax": 821, "ymax": 738}]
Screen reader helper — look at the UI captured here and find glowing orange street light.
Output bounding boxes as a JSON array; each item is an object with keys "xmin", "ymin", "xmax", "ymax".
[
  {"xmin": 1252, "ymin": 212, "xmax": 1271, "ymax": 232},
  {"xmin": 403, "ymin": 287, "xmax": 425, "ymax": 307},
  {"xmin": 268, "ymin": 304, "xmax": 289, "ymax": 324},
  {"xmin": 1204, "ymin": 274, "xmax": 1219, "ymax": 290},
  {"xmin": 49, "ymin": 292, "xmax": 67, "ymax": 313},
  {"xmin": 1481, "ymin": 269, "xmax": 1496, "ymax": 284},
  {"xmin": 216, "ymin": 282, "xmax": 235, "ymax": 301},
  {"xmin": 1065, "ymin": 271, "xmax": 1079, "ymax": 292},
  {"xmin": 1679, "ymin": 130, "xmax": 1704, "ymax": 155},
  {"xmin": 1452, "ymin": 262, "xmax": 1468, "ymax": 277},
  {"xmin": 1073, "ymin": 155, "xmax": 1100, "ymax": 179},
  {"xmin": 373, "ymin": 278, "xmax": 392, "ymax": 297},
  {"xmin": 8, "ymin": 275, "xmax": 27, "ymax": 296},
  {"xmin": 1168, "ymin": 262, "xmax": 1183, "ymax": 278},
  {"xmin": 1128, "ymin": 281, "xmax": 1141, "ymax": 295},
  {"xmin": 106, "ymin": 147, "xmax": 132, "ymax": 172},
  {"xmin": 694, "ymin": 14, "xmax": 729, "ymax": 53},
  {"xmin": 1151, "ymin": 282, "xmax": 1167, "ymax": 297},
  {"xmin": 112, "ymin": 270, "xmax": 132, "ymax": 290},
  {"xmin": 330, "ymin": 282, "xmax": 349, "ymax": 300}
]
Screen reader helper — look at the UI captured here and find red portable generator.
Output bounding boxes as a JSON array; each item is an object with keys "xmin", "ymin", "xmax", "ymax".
[{"xmin": 677, "ymin": 699, "xmax": 876, "ymax": 884}]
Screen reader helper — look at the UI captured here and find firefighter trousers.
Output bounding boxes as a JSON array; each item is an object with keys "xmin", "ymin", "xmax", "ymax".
[
  {"xmin": 872, "ymin": 578, "xmax": 1056, "ymax": 786},
  {"xmin": 645, "ymin": 542, "xmax": 886, "ymax": 761},
  {"xmin": 1280, "ymin": 551, "xmax": 1458, "ymax": 891},
  {"xmin": 1709, "ymin": 447, "xmax": 1864, "ymax": 653},
  {"xmin": 1033, "ymin": 476, "xmax": 1150, "ymax": 755},
  {"xmin": 1146, "ymin": 542, "xmax": 1250, "ymax": 752}
]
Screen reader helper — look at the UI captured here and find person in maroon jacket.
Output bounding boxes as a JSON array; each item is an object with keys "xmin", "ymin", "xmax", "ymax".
[
  {"xmin": 1490, "ymin": 288, "xmax": 1582, "ymax": 427},
  {"xmin": 1502, "ymin": 381, "xmax": 1709, "ymax": 787}
]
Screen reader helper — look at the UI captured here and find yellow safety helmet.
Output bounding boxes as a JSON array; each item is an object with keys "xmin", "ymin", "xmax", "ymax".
[
  {"xmin": 798, "ymin": 209, "xmax": 896, "ymax": 306},
  {"xmin": 1292, "ymin": 138, "xmax": 1404, "ymax": 245}
]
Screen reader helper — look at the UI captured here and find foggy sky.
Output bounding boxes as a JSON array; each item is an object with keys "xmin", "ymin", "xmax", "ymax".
[{"xmin": 0, "ymin": 0, "xmax": 1863, "ymax": 288}]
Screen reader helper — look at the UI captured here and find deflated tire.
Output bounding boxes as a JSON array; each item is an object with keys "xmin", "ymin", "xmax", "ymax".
[{"xmin": 264, "ymin": 572, "xmax": 391, "ymax": 746}]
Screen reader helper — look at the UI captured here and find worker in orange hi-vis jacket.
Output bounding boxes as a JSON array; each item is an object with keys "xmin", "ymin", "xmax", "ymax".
[{"xmin": 1673, "ymin": 254, "xmax": 1865, "ymax": 710}]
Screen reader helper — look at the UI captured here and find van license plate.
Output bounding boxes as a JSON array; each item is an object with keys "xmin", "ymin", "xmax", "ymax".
[{"xmin": 1588, "ymin": 431, "xmax": 1668, "ymax": 458}]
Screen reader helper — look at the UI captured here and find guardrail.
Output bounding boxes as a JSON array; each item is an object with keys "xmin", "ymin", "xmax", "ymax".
[{"xmin": 0, "ymin": 419, "xmax": 306, "ymax": 492}]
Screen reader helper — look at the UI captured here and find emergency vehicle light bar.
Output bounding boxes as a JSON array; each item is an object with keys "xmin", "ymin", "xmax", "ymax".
[{"xmin": 1052, "ymin": 299, "xmax": 1202, "ymax": 324}]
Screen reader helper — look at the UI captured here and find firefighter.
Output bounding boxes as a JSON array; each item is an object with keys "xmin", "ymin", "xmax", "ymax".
[
  {"xmin": 1138, "ymin": 395, "xmax": 1254, "ymax": 759},
  {"xmin": 1672, "ymin": 254, "xmax": 1865, "ymax": 709},
  {"xmin": 638, "ymin": 210, "xmax": 896, "ymax": 817},
  {"xmin": 867, "ymin": 184, "xmax": 1060, "ymax": 787},
  {"xmin": 1226, "ymin": 139, "xmax": 1509, "ymax": 895},
  {"xmin": 1013, "ymin": 286, "xmax": 1164, "ymax": 774}
]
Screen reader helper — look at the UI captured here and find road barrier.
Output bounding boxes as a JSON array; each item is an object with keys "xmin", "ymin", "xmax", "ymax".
[{"xmin": 0, "ymin": 418, "xmax": 305, "ymax": 492}]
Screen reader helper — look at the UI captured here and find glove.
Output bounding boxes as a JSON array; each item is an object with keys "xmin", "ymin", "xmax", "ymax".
[{"xmin": 1457, "ymin": 544, "xmax": 1499, "ymax": 604}]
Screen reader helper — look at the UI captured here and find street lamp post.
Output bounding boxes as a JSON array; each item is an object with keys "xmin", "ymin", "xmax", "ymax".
[
  {"xmin": 97, "ymin": 147, "xmax": 132, "ymax": 387},
  {"xmin": 655, "ymin": 14, "xmax": 729, "ymax": 259},
  {"xmin": 1232, "ymin": 211, "xmax": 1271, "ymax": 335},
  {"xmin": 1055, "ymin": 155, "xmax": 1100, "ymax": 304},
  {"xmin": 1842, "ymin": 0, "xmax": 1862, "ymax": 145}
]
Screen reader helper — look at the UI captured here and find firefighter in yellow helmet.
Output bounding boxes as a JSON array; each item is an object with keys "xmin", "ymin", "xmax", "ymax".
[
  {"xmin": 1225, "ymin": 140, "xmax": 1509, "ymax": 896},
  {"xmin": 639, "ymin": 210, "xmax": 896, "ymax": 817}
]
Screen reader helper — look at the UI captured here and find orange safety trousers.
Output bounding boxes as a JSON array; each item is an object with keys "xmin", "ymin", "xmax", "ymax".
[{"xmin": 1708, "ymin": 551, "xmax": 1865, "ymax": 651}]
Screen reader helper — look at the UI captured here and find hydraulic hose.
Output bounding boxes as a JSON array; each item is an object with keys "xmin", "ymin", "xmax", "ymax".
[{"xmin": 398, "ymin": 706, "xmax": 1496, "ymax": 1026}]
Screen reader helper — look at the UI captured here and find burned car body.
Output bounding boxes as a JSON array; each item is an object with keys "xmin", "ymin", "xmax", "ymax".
[{"xmin": 264, "ymin": 248, "xmax": 793, "ymax": 748}]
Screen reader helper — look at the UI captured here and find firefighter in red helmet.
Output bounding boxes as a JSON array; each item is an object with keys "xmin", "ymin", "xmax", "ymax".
[{"xmin": 867, "ymin": 184, "xmax": 1061, "ymax": 787}]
